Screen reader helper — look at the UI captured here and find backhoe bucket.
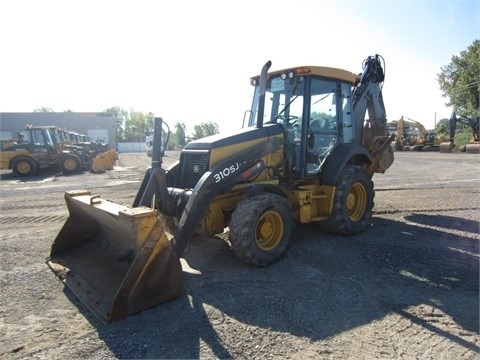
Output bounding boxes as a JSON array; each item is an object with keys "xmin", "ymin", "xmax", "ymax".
[
  {"xmin": 439, "ymin": 141, "xmax": 454, "ymax": 153},
  {"xmin": 465, "ymin": 143, "xmax": 480, "ymax": 154},
  {"xmin": 47, "ymin": 190, "xmax": 183, "ymax": 322}
]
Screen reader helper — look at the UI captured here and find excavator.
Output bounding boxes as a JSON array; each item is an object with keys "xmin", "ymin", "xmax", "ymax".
[
  {"xmin": 47, "ymin": 55, "xmax": 395, "ymax": 322},
  {"xmin": 439, "ymin": 111, "xmax": 479, "ymax": 153},
  {"xmin": 392, "ymin": 116, "xmax": 428, "ymax": 151},
  {"xmin": 423, "ymin": 129, "xmax": 449, "ymax": 151}
]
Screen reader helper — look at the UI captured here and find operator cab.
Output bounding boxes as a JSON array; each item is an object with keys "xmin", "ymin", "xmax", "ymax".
[
  {"xmin": 18, "ymin": 127, "xmax": 56, "ymax": 154},
  {"xmin": 247, "ymin": 66, "xmax": 357, "ymax": 177}
]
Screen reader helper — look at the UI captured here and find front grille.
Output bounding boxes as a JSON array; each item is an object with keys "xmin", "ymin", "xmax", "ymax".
[{"xmin": 180, "ymin": 150, "xmax": 210, "ymax": 189}]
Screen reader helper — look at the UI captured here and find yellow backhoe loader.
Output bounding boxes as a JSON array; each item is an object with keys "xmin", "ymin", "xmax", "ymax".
[
  {"xmin": 0, "ymin": 125, "xmax": 115, "ymax": 175},
  {"xmin": 47, "ymin": 55, "xmax": 395, "ymax": 322},
  {"xmin": 0, "ymin": 126, "xmax": 85, "ymax": 176}
]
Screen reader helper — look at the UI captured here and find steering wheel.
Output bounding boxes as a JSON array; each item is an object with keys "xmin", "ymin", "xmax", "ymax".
[{"xmin": 274, "ymin": 115, "xmax": 298, "ymax": 126}]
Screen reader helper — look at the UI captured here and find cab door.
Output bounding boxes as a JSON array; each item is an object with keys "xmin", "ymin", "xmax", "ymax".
[{"xmin": 305, "ymin": 78, "xmax": 341, "ymax": 175}]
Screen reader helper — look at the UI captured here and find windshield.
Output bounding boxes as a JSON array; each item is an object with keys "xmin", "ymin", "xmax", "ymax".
[
  {"xmin": 47, "ymin": 128, "xmax": 62, "ymax": 145},
  {"xmin": 248, "ymin": 75, "xmax": 304, "ymax": 127},
  {"xmin": 266, "ymin": 76, "xmax": 304, "ymax": 125}
]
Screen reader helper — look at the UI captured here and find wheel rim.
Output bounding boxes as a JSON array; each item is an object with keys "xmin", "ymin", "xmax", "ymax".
[
  {"xmin": 16, "ymin": 161, "xmax": 32, "ymax": 175},
  {"xmin": 346, "ymin": 182, "xmax": 367, "ymax": 222},
  {"xmin": 255, "ymin": 210, "xmax": 284, "ymax": 250},
  {"xmin": 63, "ymin": 157, "xmax": 77, "ymax": 171}
]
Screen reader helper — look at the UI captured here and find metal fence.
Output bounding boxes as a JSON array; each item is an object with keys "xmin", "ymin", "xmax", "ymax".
[{"xmin": 117, "ymin": 142, "xmax": 146, "ymax": 153}]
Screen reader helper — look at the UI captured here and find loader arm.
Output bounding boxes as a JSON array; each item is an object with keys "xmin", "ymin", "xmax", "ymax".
[
  {"xmin": 133, "ymin": 117, "xmax": 165, "ymax": 208},
  {"xmin": 132, "ymin": 117, "xmax": 284, "ymax": 257}
]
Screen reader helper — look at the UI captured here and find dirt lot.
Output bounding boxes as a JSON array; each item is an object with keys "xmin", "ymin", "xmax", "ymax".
[{"xmin": 0, "ymin": 151, "xmax": 478, "ymax": 359}]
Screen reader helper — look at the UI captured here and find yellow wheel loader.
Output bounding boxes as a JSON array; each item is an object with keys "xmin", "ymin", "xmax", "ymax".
[
  {"xmin": 48, "ymin": 55, "xmax": 395, "ymax": 322},
  {"xmin": 56, "ymin": 127, "xmax": 117, "ymax": 173}
]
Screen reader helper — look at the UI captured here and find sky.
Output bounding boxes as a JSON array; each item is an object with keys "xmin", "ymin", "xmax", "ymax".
[{"xmin": 1, "ymin": 0, "xmax": 478, "ymax": 134}]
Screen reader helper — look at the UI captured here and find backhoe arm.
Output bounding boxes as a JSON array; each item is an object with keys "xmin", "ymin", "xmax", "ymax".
[
  {"xmin": 350, "ymin": 55, "xmax": 393, "ymax": 173},
  {"xmin": 351, "ymin": 54, "xmax": 387, "ymax": 144}
]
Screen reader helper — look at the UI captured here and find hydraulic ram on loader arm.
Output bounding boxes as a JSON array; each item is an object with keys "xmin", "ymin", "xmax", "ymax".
[{"xmin": 47, "ymin": 117, "xmax": 283, "ymax": 322}]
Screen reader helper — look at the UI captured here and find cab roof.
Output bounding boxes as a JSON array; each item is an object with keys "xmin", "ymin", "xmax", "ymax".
[{"xmin": 252, "ymin": 65, "xmax": 360, "ymax": 85}]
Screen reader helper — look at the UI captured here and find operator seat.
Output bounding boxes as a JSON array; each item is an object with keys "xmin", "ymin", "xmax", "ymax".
[
  {"xmin": 309, "ymin": 119, "xmax": 331, "ymax": 149},
  {"xmin": 309, "ymin": 119, "xmax": 323, "ymax": 132},
  {"xmin": 307, "ymin": 119, "xmax": 335, "ymax": 174}
]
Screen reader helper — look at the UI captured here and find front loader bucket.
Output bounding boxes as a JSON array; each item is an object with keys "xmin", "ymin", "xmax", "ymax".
[
  {"xmin": 90, "ymin": 157, "xmax": 106, "ymax": 173},
  {"xmin": 101, "ymin": 150, "xmax": 116, "ymax": 170},
  {"xmin": 47, "ymin": 190, "xmax": 183, "ymax": 322}
]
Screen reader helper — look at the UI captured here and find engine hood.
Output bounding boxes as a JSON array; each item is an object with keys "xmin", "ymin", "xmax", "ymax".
[{"xmin": 184, "ymin": 123, "xmax": 284, "ymax": 151}]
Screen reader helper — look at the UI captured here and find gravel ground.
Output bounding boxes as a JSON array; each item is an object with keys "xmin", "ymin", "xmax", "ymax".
[{"xmin": 0, "ymin": 150, "xmax": 478, "ymax": 359}]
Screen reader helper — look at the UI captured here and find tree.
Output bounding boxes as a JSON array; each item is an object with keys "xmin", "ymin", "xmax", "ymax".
[
  {"xmin": 103, "ymin": 107, "xmax": 153, "ymax": 142},
  {"xmin": 435, "ymin": 118, "xmax": 449, "ymax": 137},
  {"xmin": 173, "ymin": 122, "xmax": 187, "ymax": 148},
  {"xmin": 437, "ymin": 40, "xmax": 480, "ymax": 118},
  {"xmin": 33, "ymin": 107, "xmax": 54, "ymax": 112},
  {"xmin": 124, "ymin": 110, "xmax": 154, "ymax": 141},
  {"xmin": 104, "ymin": 106, "xmax": 128, "ymax": 142},
  {"xmin": 191, "ymin": 121, "xmax": 219, "ymax": 140}
]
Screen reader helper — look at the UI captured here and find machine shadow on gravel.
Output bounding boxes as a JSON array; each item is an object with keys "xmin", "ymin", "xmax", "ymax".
[
  {"xmin": 0, "ymin": 167, "xmax": 58, "ymax": 181},
  {"xmin": 405, "ymin": 213, "xmax": 480, "ymax": 234},
  {"xmin": 63, "ymin": 216, "xmax": 479, "ymax": 359},
  {"xmin": 0, "ymin": 167, "xmax": 88, "ymax": 181}
]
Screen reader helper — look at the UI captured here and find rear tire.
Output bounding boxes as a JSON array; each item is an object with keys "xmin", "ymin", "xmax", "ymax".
[
  {"xmin": 12, "ymin": 157, "xmax": 38, "ymax": 176},
  {"xmin": 229, "ymin": 193, "xmax": 293, "ymax": 267},
  {"xmin": 59, "ymin": 154, "xmax": 82, "ymax": 174},
  {"xmin": 321, "ymin": 165, "xmax": 374, "ymax": 235}
]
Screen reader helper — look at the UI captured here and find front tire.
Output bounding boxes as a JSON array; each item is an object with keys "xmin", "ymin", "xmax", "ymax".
[
  {"xmin": 321, "ymin": 165, "xmax": 374, "ymax": 235},
  {"xmin": 229, "ymin": 193, "xmax": 294, "ymax": 267},
  {"xmin": 59, "ymin": 154, "xmax": 82, "ymax": 174}
]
